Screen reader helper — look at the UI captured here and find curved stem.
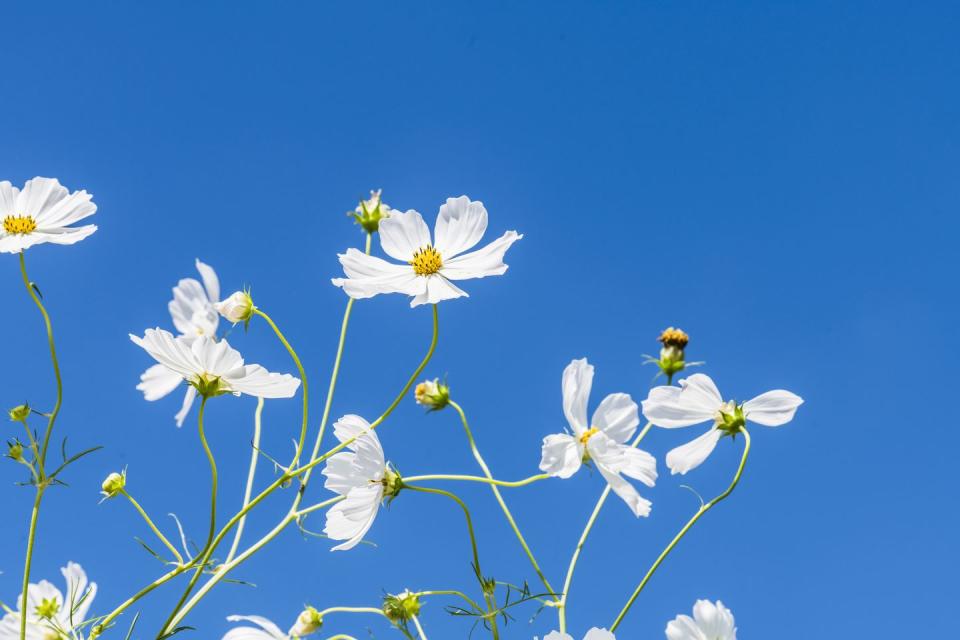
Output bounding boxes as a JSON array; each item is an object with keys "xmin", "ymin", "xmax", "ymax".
[
  {"xmin": 316, "ymin": 606, "xmax": 386, "ymax": 619},
  {"xmin": 122, "ymin": 490, "xmax": 184, "ymax": 565},
  {"xmin": 196, "ymin": 397, "xmax": 217, "ymax": 550},
  {"xmin": 402, "ymin": 473, "xmax": 548, "ymax": 488},
  {"xmin": 448, "ymin": 400, "xmax": 559, "ymax": 601},
  {"xmin": 17, "ymin": 251, "xmax": 64, "ymax": 640},
  {"xmin": 557, "ymin": 422, "xmax": 653, "ymax": 633},
  {"xmin": 609, "ymin": 427, "xmax": 752, "ymax": 632},
  {"xmin": 253, "ymin": 309, "xmax": 308, "ymax": 467},
  {"xmin": 410, "ymin": 615, "xmax": 428, "ymax": 640},
  {"xmin": 225, "ymin": 397, "xmax": 265, "ymax": 563}
]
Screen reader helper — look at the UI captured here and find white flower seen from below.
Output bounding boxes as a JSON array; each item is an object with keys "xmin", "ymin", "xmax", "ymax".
[
  {"xmin": 222, "ymin": 615, "xmax": 289, "ymax": 640},
  {"xmin": 642, "ymin": 373, "xmax": 803, "ymax": 475},
  {"xmin": 136, "ymin": 259, "xmax": 221, "ymax": 426},
  {"xmin": 322, "ymin": 415, "xmax": 397, "ymax": 551},
  {"xmin": 131, "ymin": 328, "xmax": 300, "ymax": 400},
  {"xmin": 665, "ymin": 600, "xmax": 737, "ymax": 640},
  {"xmin": 0, "ymin": 177, "xmax": 97, "ymax": 253},
  {"xmin": 332, "ymin": 195, "xmax": 522, "ymax": 307},
  {"xmin": 541, "ymin": 629, "xmax": 616, "ymax": 640},
  {"xmin": 0, "ymin": 562, "xmax": 97, "ymax": 640},
  {"xmin": 539, "ymin": 359, "xmax": 658, "ymax": 517}
]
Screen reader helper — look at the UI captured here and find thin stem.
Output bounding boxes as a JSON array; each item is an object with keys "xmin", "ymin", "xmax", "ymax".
[
  {"xmin": 225, "ymin": 397, "xmax": 265, "ymax": 563},
  {"xmin": 448, "ymin": 400, "xmax": 559, "ymax": 601},
  {"xmin": 91, "ymin": 565, "xmax": 190, "ymax": 638},
  {"xmin": 18, "ymin": 251, "xmax": 64, "ymax": 640},
  {"xmin": 414, "ymin": 590, "xmax": 483, "ymax": 612},
  {"xmin": 402, "ymin": 473, "xmax": 549, "ymax": 488},
  {"xmin": 316, "ymin": 606, "xmax": 386, "ymax": 619},
  {"xmin": 294, "ymin": 495, "xmax": 346, "ymax": 518},
  {"xmin": 253, "ymin": 309, "xmax": 308, "ymax": 467},
  {"xmin": 557, "ymin": 422, "xmax": 653, "ymax": 633},
  {"xmin": 121, "ymin": 490, "xmax": 183, "ymax": 565},
  {"xmin": 609, "ymin": 427, "xmax": 752, "ymax": 632},
  {"xmin": 196, "ymin": 397, "xmax": 217, "ymax": 549},
  {"xmin": 411, "ymin": 615, "xmax": 428, "ymax": 640}
]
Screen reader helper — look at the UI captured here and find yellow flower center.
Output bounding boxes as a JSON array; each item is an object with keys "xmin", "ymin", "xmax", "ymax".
[
  {"xmin": 3, "ymin": 215, "xmax": 37, "ymax": 235},
  {"xmin": 579, "ymin": 426, "xmax": 600, "ymax": 445},
  {"xmin": 410, "ymin": 245, "xmax": 443, "ymax": 276}
]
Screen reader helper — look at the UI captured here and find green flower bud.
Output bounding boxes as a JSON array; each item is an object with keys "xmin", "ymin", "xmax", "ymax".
[
  {"xmin": 8, "ymin": 403, "xmax": 31, "ymax": 422},
  {"xmin": 414, "ymin": 378, "xmax": 449, "ymax": 411},
  {"xmin": 383, "ymin": 590, "xmax": 421, "ymax": 623},
  {"xmin": 7, "ymin": 440, "xmax": 24, "ymax": 461},
  {"xmin": 350, "ymin": 189, "xmax": 390, "ymax": 234},
  {"xmin": 290, "ymin": 606, "xmax": 323, "ymax": 637},
  {"xmin": 101, "ymin": 470, "xmax": 126, "ymax": 498}
]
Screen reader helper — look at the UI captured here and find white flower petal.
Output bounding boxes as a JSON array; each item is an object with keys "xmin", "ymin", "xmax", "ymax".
[
  {"xmin": 130, "ymin": 328, "xmax": 199, "ymax": 380},
  {"xmin": 325, "ymin": 484, "xmax": 383, "ymax": 551},
  {"xmin": 17, "ymin": 177, "xmax": 68, "ymax": 219},
  {"xmin": 539, "ymin": 433, "xmax": 582, "ymax": 478},
  {"xmin": 562, "ymin": 358, "xmax": 594, "ymax": 434},
  {"xmin": 224, "ymin": 615, "xmax": 288, "ymax": 640},
  {"xmin": 0, "ymin": 181, "xmax": 18, "ymax": 216},
  {"xmin": 642, "ymin": 375, "xmax": 723, "ymax": 428},
  {"xmin": 542, "ymin": 633, "xmax": 574, "ymax": 640},
  {"xmin": 440, "ymin": 230, "xmax": 522, "ymax": 280},
  {"xmin": 433, "ymin": 196, "xmax": 488, "ymax": 258},
  {"xmin": 665, "ymin": 614, "xmax": 704, "ymax": 640},
  {"xmin": 195, "ymin": 258, "xmax": 220, "ymax": 303},
  {"xmin": 665, "ymin": 428, "xmax": 723, "ymax": 475},
  {"xmin": 60, "ymin": 562, "xmax": 96, "ymax": 626},
  {"xmin": 584, "ymin": 629, "xmax": 617, "ymax": 640},
  {"xmin": 169, "ymin": 277, "xmax": 218, "ymax": 337},
  {"xmin": 379, "ymin": 209, "xmax": 431, "ymax": 261},
  {"xmin": 590, "ymin": 435, "xmax": 652, "ymax": 517},
  {"xmin": 592, "ymin": 392, "xmax": 639, "ymax": 444},
  {"xmin": 332, "ymin": 249, "xmax": 424, "ymax": 300},
  {"xmin": 618, "ymin": 446, "xmax": 658, "ymax": 488},
  {"xmin": 227, "ymin": 365, "xmax": 301, "ymax": 398},
  {"xmin": 137, "ymin": 364, "xmax": 183, "ymax": 401},
  {"xmin": 410, "ymin": 274, "xmax": 467, "ymax": 307},
  {"xmin": 324, "ymin": 415, "xmax": 386, "ymax": 495},
  {"xmin": 743, "ymin": 389, "xmax": 803, "ymax": 427},
  {"xmin": 31, "ymin": 188, "xmax": 96, "ymax": 229},
  {"xmin": 174, "ymin": 386, "xmax": 198, "ymax": 427},
  {"xmin": 692, "ymin": 600, "xmax": 736, "ymax": 639}
]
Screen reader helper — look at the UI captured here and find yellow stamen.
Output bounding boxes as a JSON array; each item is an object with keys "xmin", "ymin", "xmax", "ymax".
[
  {"xmin": 579, "ymin": 426, "xmax": 600, "ymax": 444},
  {"xmin": 658, "ymin": 327, "xmax": 689, "ymax": 348},
  {"xmin": 410, "ymin": 245, "xmax": 443, "ymax": 276},
  {"xmin": 3, "ymin": 215, "xmax": 37, "ymax": 235}
]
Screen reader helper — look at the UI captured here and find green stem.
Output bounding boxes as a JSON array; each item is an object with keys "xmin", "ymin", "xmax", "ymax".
[
  {"xmin": 410, "ymin": 615, "xmax": 428, "ymax": 640},
  {"xmin": 196, "ymin": 397, "xmax": 217, "ymax": 549},
  {"xmin": 404, "ymin": 484, "xmax": 499, "ymax": 640},
  {"xmin": 225, "ymin": 397, "xmax": 265, "ymax": 563},
  {"xmin": 448, "ymin": 400, "xmax": 559, "ymax": 601},
  {"xmin": 557, "ymin": 422, "xmax": 653, "ymax": 633},
  {"xmin": 122, "ymin": 490, "xmax": 184, "ymax": 565},
  {"xmin": 402, "ymin": 473, "xmax": 548, "ymax": 488},
  {"xmin": 414, "ymin": 590, "xmax": 484, "ymax": 612},
  {"xmin": 17, "ymin": 251, "xmax": 64, "ymax": 640},
  {"xmin": 609, "ymin": 427, "xmax": 752, "ymax": 632}
]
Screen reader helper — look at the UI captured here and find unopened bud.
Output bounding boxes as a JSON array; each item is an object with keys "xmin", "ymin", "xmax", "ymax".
[
  {"xmin": 101, "ymin": 471, "xmax": 126, "ymax": 498},
  {"xmin": 215, "ymin": 290, "xmax": 255, "ymax": 324},
  {"xmin": 350, "ymin": 189, "xmax": 390, "ymax": 233},
  {"xmin": 7, "ymin": 441, "xmax": 24, "ymax": 461},
  {"xmin": 289, "ymin": 606, "xmax": 323, "ymax": 637},
  {"xmin": 8, "ymin": 404, "xmax": 31, "ymax": 422},
  {"xmin": 414, "ymin": 379, "xmax": 449, "ymax": 411},
  {"xmin": 383, "ymin": 590, "xmax": 421, "ymax": 623}
]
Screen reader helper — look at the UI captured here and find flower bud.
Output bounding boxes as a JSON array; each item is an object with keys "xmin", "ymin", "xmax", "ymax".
[
  {"xmin": 381, "ymin": 467, "xmax": 404, "ymax": 500},
  {"xmin": 643, "ymin": 327, "xmax": 700, "ymax": 384},
  {"xmin": 414, "ymin": 378, "xmax": 449, "ymax": 411},
  {"xmin": 7, "ymin": 440, "xmax": 24, "ymax": 461},
  {"xmin": 215, "ymin": 290, "xmax": 255, "ymax": 324},
  {"xmin": 350, "ymin": 189, "xmax": 390, "ymax": 233},
  {"xmin": 101, "ymin": 471, "xmax": 126, "ymax": 498},
  {"xmin": 8, "ymin": 404, "xmax": 30, "ymax": 422},
  {"xmin": 290, "ymin": 606, "xmax": 323, "ymax": 637},
  {"xmin": 382, "ymin": 590, "xmax": 421, "ymax": 623}
]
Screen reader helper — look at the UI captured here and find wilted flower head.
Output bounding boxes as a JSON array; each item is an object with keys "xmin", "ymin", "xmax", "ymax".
[
  {"xmin": 100, "ymin": 471, "xmax": 126, "ymax": 499},
  {"xmin": 289, "ymin": 607, "xmax": 322, "ymax": 637},
  {"xmin": 0, "ymin": 178, "xmax": 97, "ymax": 253},
  {"xmin": 382, "ymin": 590, "xmax": 421, "ymax": 623},
  {"xmin": 665, "ymin": 599, "xmax": 737, "ymax": 640},
  {"xmin": 332, "ymin": 196, "xmax": 522, "ymax": 307},
  {"xmin": 414, "ymin": 378, "xmax": 449, "ymax": 410},
  {"xmin": 216, "ymin": 290, "xmax": 255, "ymax": 325},
  {"xmin": 350, "ymin": 189, "xmax": 391, "ymax": 233},
  {"xmin": 8, "ymin": 403, "xmax": 31, "ymax": 422},
  {"xmin": 0, "ymin": 562, "xmax": 97, "ymax": 640}
]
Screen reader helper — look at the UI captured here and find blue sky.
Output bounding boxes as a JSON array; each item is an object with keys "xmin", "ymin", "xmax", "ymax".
[{"xmin": 2, "ymin": 2, "xmax": 958, "ymax": 638}]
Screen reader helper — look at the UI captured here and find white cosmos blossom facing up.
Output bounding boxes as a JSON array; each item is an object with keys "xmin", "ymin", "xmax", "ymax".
[
  {"xmin": 130, "ymin": 328, "xmax": 300, "ymax": 400},
  {"xmin": 322, "ymin": 415, "xmax": 389, "ymax": 551},
  {"xmin": 0, "ymin": 177, "xmax": 97, "ymax": 254},
  {"xmin": 222, "ymin": 615, "xmax": 289, "ymax": 640},
  {"xmin": 331, "ymin": 195, "xmax": 522, "ymax": 307},
  {"xmin": 642, "ymin": 373, "xmax": 803, "ymax": 475},
  {"xmin": 541, "ymin": 629, "xmax": 616, "ymax": 640},
  {"xmin": 136, "ymin": 260, "xmax": 221, "ymax": 426},
  {"xmin": 665, "ymin": 600, "xmax": 737, "ymax": 640},
  {"xmin": 0, "ymin": 562, "xmax": 96, "ymax": 640},
  {"xmin": 539, "ymin": 359, "xmax": 658, "ymax": 517}
]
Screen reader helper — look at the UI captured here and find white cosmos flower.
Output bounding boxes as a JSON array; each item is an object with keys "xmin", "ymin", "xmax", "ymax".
[
  {"xmin": 322, "ymin": 415, "xmax": 391, "ymax": 551},
  {"xmin": 130, "ymin": 329, "xmax": 300, "ymax": 400},
  {"xmin": 137, "ymin": 260, "xmax": 221, "ymax": 426},
  {"xmin": 641, "ymin": 373, "xmax": 803, "ymax": 475},
  {"xmin": 540, "ymin": 629, "xmax": 616, "ymax": 640},
  {"xmin": 331, "ymin": 195, "xmax": 522, "ymax": 307},
  {"xmin": 539, "ymin": 359, "xmax": 658, "ymax": 517},
  {"xmin": 0, "ymin": 178, "xmax": 97, "ymax": 253},
  {"xmin": 0, "ymin": 562, "xmax": 96, "ymax": 640},
  {"xmin": 665, "ymin": 600, "xmax": 737, "ymax": 640},
  {"xmin": 222, "ymin": 615, "xmax": 289, "ymax": 640}
]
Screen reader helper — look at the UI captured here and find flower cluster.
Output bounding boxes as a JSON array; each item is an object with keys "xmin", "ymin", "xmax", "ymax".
[{"xmin": 1, "ymin": 181, "xmax": 802, "ymax": 640}]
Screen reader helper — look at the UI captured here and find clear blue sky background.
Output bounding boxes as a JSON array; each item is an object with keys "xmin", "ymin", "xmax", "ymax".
[{"xmin": 2, "ymin": 3, "xmax": 957, "ymax": 638}]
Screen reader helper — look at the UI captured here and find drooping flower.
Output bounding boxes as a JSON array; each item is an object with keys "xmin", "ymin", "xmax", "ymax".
[
  {"xmin": 322, "ymin": 415, "xmax": 399, "ymax": 551},
  {"xmin": 0, "ymin": 562, "xmax": 97, "ymax": 640},
  {"xmin": 539, "ymin": 359, "xmax": 658, "ymax": 517},
  {"xmin": 541, "ymin": 629, "xmax": 616, "ymax": 640},
  {"xmin": 665, "ymin": 600, "xmax": 737, "ymax": 640},
  {"xmin": 414, "ymin": 378, "xmax": 449, "ymax": 410},
  {"xmin": 137, "ymin": 260, "xmax": 221, "ymax": 426},
  {"xmin": 222, "ymin": 615, "xmax": 289, "ymax": 640},
  {"xmin": 131, "ymin": 329, "xmax": 300, "ymax": 400},
  {"xmin": 332, "ymin": 196, "xmax": 522, "ymax": 307},
  {"xmin": 0, "ymin": 177, "xmax": 97, "ymax": 254},
  {"xmin": 642, "ymin": 373, "xmax": 803, "ymax": 475}
]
